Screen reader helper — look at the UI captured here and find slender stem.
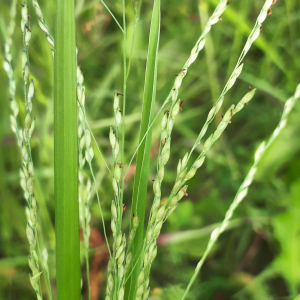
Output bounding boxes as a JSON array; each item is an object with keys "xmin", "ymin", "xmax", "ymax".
[
  {"xmin": 120, "ymin": 0, "xmax": 127, "ymax": 228},
  {"xmin": 100, "ymin": 0, "xmax": 124, "ymax": 33},
  {"xmin": 124, "ymin": 96, "xmax": 170, "ymax": 179},
  {"xmin": 77, "ymin": 102, "xmax": 112, "ymax": 257},
  {"xmin": 85, "ymin": 243, "xmax": 91, "ymax": 300}
]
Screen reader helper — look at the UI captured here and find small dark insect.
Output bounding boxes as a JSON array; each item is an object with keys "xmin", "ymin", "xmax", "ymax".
[
  {"xmin": 219, "ymin": 16, "xmax": 222, "ymax": 21},
  {"xmin": 260, "ymin": 26, "xmax": 263, "ymax": 33},
  {"xmin": 122, "ymin": 203, "xmax": 126, "ymax": 212},
  {"xmin": 268, "ymin": 9, "xmax": 273, "ymax": 15},
  {"xmin": 230, "ymin": 109, "xmax": 233, "ymax": 117},
  {"xmin": 150, "ymin": 178, "xmax": 155, "ymax": 182},
  {"xmin": 180, "ymin": 188, "xmax": 186, "ymax": 193},
  {"xmin": 111, "ymin": 164, "xmax": 115, "ymax": 168},
  {"xmin": 131, "ymin": 214, "xmax": 134, "ymax": 219},
  {"xmin": 27, "ymin": 14, "xmax": 31, "ymax": 19},
  {"xmin": 117, "ymin": 161, "xmax": 123, "ymax": 168},
  {"xmin": 185, "ymin": 192, "xmax": 188, "ymax": 197},
  {"xmin": 117, "ymin": 92, "xmax": 123, "ymax": 96},
  {"xmin": 162, "ymin": 139, "xmax": 166, "ymax": 145},
  {"xmin": 180, "ymin": 101, "xmax": 184, "ymax": 111},
  {"xmin": 164, "ymin": 110, "xmax": 169, "ymax": 118},
  {"xmin": 249, "ymin": 85, "xmax": 252, "ymax": 92},
  {"xmin": 227, "ymin": 1, "xmax": 232, "ymax": 5},
  {"xmin": 181, "ymin": 69, "xmax": 187, "ymax": 76}
]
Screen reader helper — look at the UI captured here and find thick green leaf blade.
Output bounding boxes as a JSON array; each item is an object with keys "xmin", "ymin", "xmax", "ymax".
[
  {"xmin": 125, "ymin": 0, "xmax": 161, "ymax": 298},
  {"xmin": 54, "ymin": 0, "xmax": 81, "ymax": 299}
]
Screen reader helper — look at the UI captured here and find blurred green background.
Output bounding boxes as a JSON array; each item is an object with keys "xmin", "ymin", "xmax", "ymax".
[{"xmin": 0, "ymin": 0, "xmax": 300, "ymax": 299}]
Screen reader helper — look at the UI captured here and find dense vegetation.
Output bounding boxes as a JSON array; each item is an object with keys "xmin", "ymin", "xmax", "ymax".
[{"xmin": 0, "ymin": 0, "xmax": 299, "ymax": 299}]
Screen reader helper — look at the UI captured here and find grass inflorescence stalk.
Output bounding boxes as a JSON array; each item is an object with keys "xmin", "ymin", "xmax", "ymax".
[
  {"xmin": 162, "ymin": 0, "xmax": 277, "ymax": 214},
  {"xmin": 181, "ymin": 83, "xmax": 300, "ymax": 299},
  {"xmin": 124, "ymin": 0, "xmax": 229, "ymax": 178},
  {"xmin": 77, "ymin": 63, "xmax": 92, "ymax": 300},
  {"xmin": 105, "ymin": 91, "xmax": 126, "ymax": 300},
  {"xmin": 54, "ymin": 0, "xmax": 81, "ymax": 299},
  {"xmin": 19, "ymin": 1, "xmax": 45, "ymax": 299},
  {"xmin": 3, "ymin": 0, "xmax": 20, "ymax": 145},
  {"xmin": 3, "ymin": 1, "xmax": 53, "ymax": 299},
  {"xmin": 133, "ymin": 1, "xmax": 277, "ymax": 297},
  {"xmin": 125, "ymin": 0, "xmax": 161, "ymax": 298},
  {"xmin": 31, "ymin": 0, "xmax": 55, "ymax": 56}
]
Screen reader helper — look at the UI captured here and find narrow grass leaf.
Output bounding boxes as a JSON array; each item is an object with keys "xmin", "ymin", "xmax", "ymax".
[
  {"xmin": 54, "ymin": 0, "xmax": 81, "ymax": 299},
  {"xmin": 125, "ymin": 0, "xmax": 160, "ymax": 298}
]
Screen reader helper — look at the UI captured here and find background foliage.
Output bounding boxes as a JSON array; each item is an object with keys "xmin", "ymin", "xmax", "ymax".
[{"xmin": 0, "ymin": 0, "xmax": 299, "ymax": 299}]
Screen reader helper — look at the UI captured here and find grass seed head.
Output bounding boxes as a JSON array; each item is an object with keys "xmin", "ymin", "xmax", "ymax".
[
  {"xmin": 185, "ymin": 168, "xmax": 197, "ymax": 180},
  {"xmin": 156, "ymin": 204, "xmax": 166, "ymax": 221},
  {"xmin": 166, "ymin": 204, "xmax": 178, "ymax": 219}
]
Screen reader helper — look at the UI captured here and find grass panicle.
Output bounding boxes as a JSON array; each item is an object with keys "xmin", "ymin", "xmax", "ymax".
[
  {"xmin": 2, "ymin": 0, "xmax": 296, "ymax": 298},
  {"xmin": 133, "ymin": 1, "xmax": 277, "ymax": 297},
  {"xmin": 77, "ymin": 61, "xmax": 93, "ymax": 300},
  {"xmin": 3, "ymin": 0, "xmax": 20, "ymax": 145},
  {"xmin": 31, "ymin": 0, "xmax": 55, "ymax": 55},
  {"xmin": 19, "ymin": 1, "xmax": 45, "ymax": 298},
  {"xmin": 181, "ymin": 83, "xmax": 300, "ymax": 299},
  {"xmin": 3, "ymin": 1, "xmax": 53, "ymax": 299},
  {"xmin": 106, "ymin": 91, "xmax": 126, "ymax": 300}
]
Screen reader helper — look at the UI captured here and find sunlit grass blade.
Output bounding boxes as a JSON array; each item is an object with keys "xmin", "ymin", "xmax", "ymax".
[
  {"xmin": 125, "ymin": 0, "xmax": 161, "ymax": 298},
  {"xmin": 54, "ymin": 0, "xmax": 81, "ymax": 299}
]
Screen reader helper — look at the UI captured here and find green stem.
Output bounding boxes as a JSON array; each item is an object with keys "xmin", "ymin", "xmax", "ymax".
[
  {"xmin": 54, "ymin": 0, "xmax": 81, "ymax": 298},
  {"xmin": 120, "ymin": 0, "xmax": 127, "ymax": 230},
  {"xmin": 85, "ymin": 243, "xmax": 91, "ymax": 300},
  {"xmin": 100, "ymin": 0, "xmax": 124, "ymax": 32},
  {"xmin": 125, "ymin": 0, "xmax": 161, "ymax": 298}
]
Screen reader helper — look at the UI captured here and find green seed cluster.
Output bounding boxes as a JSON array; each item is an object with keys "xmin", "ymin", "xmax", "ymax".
[
  {"xmin": 77, "ymin": 64, "xmax": 92, "ymax": 242},
  {"xmin": 79, "ymin": 178, "xmax": 92, "ymax": 244},
  {"xmin": 31, "ymin": 0, "xmax": 55, "ymax": 56},
  {"xmin": 106, "ymin": 91, "xmax": 132, "ymax": 300},
  {"xmin": 20, "ymin": 2, "xmax": 43, "ymax": 299},
  {"xmin": 76, "ymin": 62, "xmax": 95, "ymax": 300},
  {"xmin": 129, "ymin": 1, "xmax": 237, "ymax": 298},
  {"xmin": 167, "ymin": 88, "xmax": 257, "ymax": 206},
  {"xmin": 3, "ymin": 0, "xmax": 20, "ymax": 144},
  {"xmin": 182, "ymin": 83, "xmax": 300, "ymax": 300},
  {"xmin": 26, "ymin": 0, "xmax": 278, "ymax": 299},
  {"xmin": 140, "ymin": 87, "xmax": 256, "ymax": 299}
]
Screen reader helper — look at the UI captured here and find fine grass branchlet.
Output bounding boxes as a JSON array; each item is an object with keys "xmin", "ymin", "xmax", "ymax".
[
  {"xmin": 181, "ymin": 83, "xmax": 300, "ymax": 300},
  {"xmin": 135, "ymin": 0, "xmax": 276, "ymax": 297},
  {"xmin": 20, "ymin": 1, "xmax": 44, "ymax": 299}
]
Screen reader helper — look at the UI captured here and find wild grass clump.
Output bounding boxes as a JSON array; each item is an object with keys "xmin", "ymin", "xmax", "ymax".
[{"xmin": 1, "ymin": 0, "xmax": 299, "ymax": 299}]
